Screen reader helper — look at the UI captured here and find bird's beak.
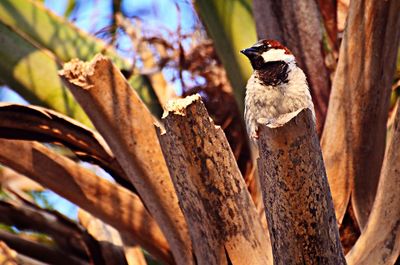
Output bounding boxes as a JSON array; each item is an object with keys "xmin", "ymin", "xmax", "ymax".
[{"xmin": 240, "ymin": 47, "xmax": 260, "ymax": 58}]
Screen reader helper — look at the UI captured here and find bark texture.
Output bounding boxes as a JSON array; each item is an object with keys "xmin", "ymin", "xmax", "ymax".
[
  {"xmin": 252, "ymin": 0, "xmax": 331, "ymax": 134},
  {"xmin": 59, "ymin": 54, "xmax": 193, "ymax": 265},
  {"xmin": 0, "ymin": 139, "xmax": 172, "ymax": 264},
  {"xmin": 257, "ymin": 109, "xmax": 345, "ymax": 265},
  {"xmin": 345, "ymin": 101, "xmax": 400, "ymax": 265},
  {"xmin": 321, "ymin": 0, "xmax": 400, "ymax": 227},
  {"xmin": 158, "ymin": 95, "xmax": 272, "ymax": 265}
]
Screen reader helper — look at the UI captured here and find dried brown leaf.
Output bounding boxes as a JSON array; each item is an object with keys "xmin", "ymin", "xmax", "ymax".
[{"xmin": 0, "ymin": 103, "xmax": 133, "ymax": 191}]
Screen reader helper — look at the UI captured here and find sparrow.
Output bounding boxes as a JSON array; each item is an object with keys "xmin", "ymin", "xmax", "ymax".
[{"xmin": 240, "ymin": 39, "xmax": 315, "ymax": 141}]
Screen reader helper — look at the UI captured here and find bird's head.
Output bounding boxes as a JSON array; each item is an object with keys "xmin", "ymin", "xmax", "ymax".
[{"xmin": 241, "ymin": 39, "xmax": 295, "ymax": 70}]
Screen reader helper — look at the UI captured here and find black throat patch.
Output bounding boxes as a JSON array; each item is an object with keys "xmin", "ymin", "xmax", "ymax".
[{"xmin": 257, "ymin": 61, "xmax": 289, "ymax": 86}]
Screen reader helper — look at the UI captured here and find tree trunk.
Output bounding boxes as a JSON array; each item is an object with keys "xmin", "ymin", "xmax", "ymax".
[
  {"xmin": 321, "ymin": 0, "xmax": 400, "ymax": 228},
  {"xmin": 257, "ymin": 109, "xmax": 345, "ymax": 265},
  {"xmin": 157, "ymin": 95, "xmax": 272, "ymax": 265}
]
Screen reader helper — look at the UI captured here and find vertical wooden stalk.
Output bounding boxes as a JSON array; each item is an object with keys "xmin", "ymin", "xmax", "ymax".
[
  {"xmin": 158, "ymin": 95, "xmax": 272, "ymax": 265},
  {"xmin": 321, "ymin": 0, "xmax": 400, "ymax": 228},
  {"xmin": 257, "ymin": 109, "xmax": 345, "ymax": 265},
  {"xmin": 345, "ymin": 101, "xmax": 400, "ymax": 265},
  {"xmin": 59, "ymin": 55, "xmax": 193, "ymax": 265}
]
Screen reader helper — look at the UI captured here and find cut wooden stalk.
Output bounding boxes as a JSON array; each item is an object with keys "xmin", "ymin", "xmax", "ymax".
[
  {"xmin": 59, "ymin": 55, "xmax": 193, "ymax": 265},
  {"xmin": 345, "ymin": 101, "xmax": 400, "ymax": 265},
  {"xmin": 0, "ymin": 139, "xmax": 172, "ymax": 264},
  {"xmin": 157, "ymin": 95, "xmax": 272, "ymax": 265},
  {"xmin": 257, "ymin": 109, "xmax": 346, "ymax": 265},
  {"xmin": 321, "ymin": 0, "xmax": 400, "ymax": 227}
]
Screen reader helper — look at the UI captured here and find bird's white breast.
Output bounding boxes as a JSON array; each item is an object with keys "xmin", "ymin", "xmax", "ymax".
[{"xmin": 244, "ymin": 65, "xmax": 314, "ymax": 139}]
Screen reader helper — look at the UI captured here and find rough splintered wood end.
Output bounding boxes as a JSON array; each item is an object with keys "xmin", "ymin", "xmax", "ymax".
[
  {"xmin": 257, "ymin": 108, "xmax": 307, "ymax": 129},
  {"xmin": 58, "ymin": 54, "xmax": 109, "ymax": 89},
  {"xmin": 162, "ymin": 94, "xmax": 202, "ymax": 118},
  {"xmin": 154, "ymin": 124, "xmax": 166, "ymax": 137}
]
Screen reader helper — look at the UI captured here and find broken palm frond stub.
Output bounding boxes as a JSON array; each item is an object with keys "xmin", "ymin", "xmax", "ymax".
[
  {"xmin": 0, "ymin": 139, "xmax": 172, "ymax": 264},
  {"xmin": 321, "ymin": 0, "xmax": 400, "ymax": 229},
  {"xmin": 157, "ymin": 95, "xmax": 272, "ymax": 265},
  {"xmin": 257, "ymin": 109, "xmax": 346, "ymax": 265},
  {"xmin": 59, "ymin": 55, "xmax": 194, "ymax": 265},
  {"xmin": 0, "ymin": 103, "xmax": 134, "ymax": 192},
  {"xmin": 345, "ymin": 100, "xmax": 400, "ymax": 265}
]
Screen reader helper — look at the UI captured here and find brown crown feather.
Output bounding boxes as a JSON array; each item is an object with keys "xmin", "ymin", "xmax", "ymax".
[{"xmin": 259, "ymin": 39, "xmax": 292, "ymax": 55}]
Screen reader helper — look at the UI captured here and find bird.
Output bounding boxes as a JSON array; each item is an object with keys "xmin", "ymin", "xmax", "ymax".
[{"xmin": 240, "ymin": 39, "xmax": 315, "ymax": 141}]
